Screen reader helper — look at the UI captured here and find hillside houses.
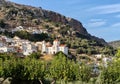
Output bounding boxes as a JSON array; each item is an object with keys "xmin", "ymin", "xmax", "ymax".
[
  {"xmin": 0, "ymin": 35, "xmax": 68, "ymax": 56},
  {"xmin": 0, "ymin": 35, "xmax": 37, "ymax": 55},
  {"xmin": 42, "ymin": 40, "xmax": 68, "ymax": 55},
  {"xmin": 11, "ymin": 26, "xmax": 48, "ymax": 34}
]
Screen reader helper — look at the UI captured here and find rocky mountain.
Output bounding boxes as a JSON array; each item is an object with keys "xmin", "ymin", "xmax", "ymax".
[
  {"xmin": 0, "ymin": 0, "xmax": 115, "ymax": 55},
  {"xmin": 109, "ymin": 40, "xmax": 120, "ymax": 49},
  {"xmin": 0, "ymin": 0, "xmax": 88, "ymax": 34}
]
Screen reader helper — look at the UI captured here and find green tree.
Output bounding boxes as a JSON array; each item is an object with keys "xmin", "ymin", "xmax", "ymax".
[
  {"xmin": 28, "ymin": 52, "xmax": 42, "ymax": 59},
  {"xmin": 0, "ymin": 19, "xmax": 6, "ymax": 28},
  {"xmin": 100, "ymin": 60, "xmax": 120, "ymax": 84},
  {"xmin": 100, "ymin": 50, "xmax": 120, "ymax": 84},
  {"xmin": 79, "ymin": 63, "xmax": 91, "ymax": 82},
  {"xmin": 116, "ymin": 49, "xmax": 120, "ymax": 58},
  {"xmin": 2, "ymin": 58, "xmax": 47, "ymax": 84},
  {"xmin": 48, "ymin": 52, "xmax": 80, "ymax": 83}
]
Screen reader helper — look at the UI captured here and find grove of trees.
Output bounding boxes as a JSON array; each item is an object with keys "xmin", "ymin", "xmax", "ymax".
[
  {"xmin": 0, "ymin": 52, "xmax": 93, "ymax": 84},
  {"xmin": 99, "ymin": 49, "xmax": 120, "ymax": 84},
  {"xmin": 0, "ymin": 50, "xmax": 120, "ymax": 84},
  {"xmin": 0, "ymin": 30, "xmax": 49, "ymax": 42}
]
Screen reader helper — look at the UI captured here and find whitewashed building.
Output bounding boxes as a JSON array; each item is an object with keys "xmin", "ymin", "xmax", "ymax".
[
  {"xmin": 95, "ymin": 54, "xmax": 103, "ymax": 59},
  {"xmin": 0, "ymin": 46, "xmax": 14, "ymax": 53},
  {"xmin": 12, "ymin": 26, "xmax": 24, "ymax": 33},
  {"xmin": 0, "ymin": 46, "xmax": 8, "ymax": 53},
  {"xmin": 22, "ymin": 42, "xmax": 37, "ymax": 56},
  {"xmin": 42, "ymin": 40, "xmax": 68, "ymax": 55}
]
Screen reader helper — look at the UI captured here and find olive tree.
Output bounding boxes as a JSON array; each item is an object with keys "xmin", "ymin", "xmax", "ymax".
[{"xmin": 2, "ymin": 58, "xmax": 47, "ymax": 84}]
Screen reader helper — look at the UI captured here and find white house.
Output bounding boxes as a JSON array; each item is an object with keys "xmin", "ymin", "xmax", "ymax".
[
  {"xmin": 12, "ymin": 26, "xmax": 24, "ymax": 33},
  {"xmin": 0, "ymin": 42, "xmax": 4, "ymax": 47},
  {"xmin": 95, "ymin": 54, "xmax": 103, "ymax": 59},
  {"xmin": 0, "ymin": 46, "xmax": 8, "ymax": 53},
  {"xmin": 102, "ymin": 57, "xmax": 112, "ymax": 67},
  {"xmin": 7, "ymin": 46, "xmax": 15, "ymax": 53},
  {"xmin": 32, "ymin": 29, "xmax": 41, "ymax": 34},
  {"xmin": 42, "ymin": 40, "xmax": 68, "ymax": 55},
  {"xmin": 35, "ymin": 42, "xmax": 42, "ymax": 51},
  {"xmin": 22, "ymin": 42, "xmax": 37, "ymax": 56}
]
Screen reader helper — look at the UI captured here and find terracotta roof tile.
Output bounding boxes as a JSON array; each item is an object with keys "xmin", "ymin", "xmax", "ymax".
[
  {"xmin": 54, "ymin": 39, "xmax": 59, "ymax": 42},
  {"xmin": 60, "ymin": 44, "xmax": 66, "ymax": 47}
]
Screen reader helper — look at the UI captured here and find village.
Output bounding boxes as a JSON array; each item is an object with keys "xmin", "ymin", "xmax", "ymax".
[
  {"xmin": 0, "ymin": 25, "xmax": 112, "ymax": 60},
  {"xmin": 0, "ymin": 26, "xmax": 113, "ymax": 74},
  {"xmin": 0, "ymin": 26, "xmax": 65, "ymax": 55},
  {"xmin": 0, "ymin": 35, "xmax": 68, "ymax": 56}
]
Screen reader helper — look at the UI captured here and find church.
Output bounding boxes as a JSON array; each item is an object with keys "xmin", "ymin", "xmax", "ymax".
[{"xmin": 42, "ymin": 40, "xmax": 68, "ymax": 55}]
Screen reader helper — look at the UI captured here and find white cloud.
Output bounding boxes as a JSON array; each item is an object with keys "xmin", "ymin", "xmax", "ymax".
[
  {"xmin": 111, "ymin": 22, "xmax": 120, "ymax": 28},
  {"xmin": 86, "ymin": 19, "xmax": 106, "ymax": 28},
  {"xmin": 90, "ymin": 19, "xmax": 103, "ymax": 22},
  {"xmin": 88, "ymin": 4, "xmax": 120, "ymax": 14}
]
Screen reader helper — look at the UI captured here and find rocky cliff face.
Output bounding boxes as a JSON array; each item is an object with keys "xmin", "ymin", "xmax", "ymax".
[
  {"xmin": 43, "ymin": 10, "xmax": 88, "ymax": 35},
  {"xmin": 0, "ymin": 0, "xmax": 88, "ymax": 35},
  {"xmin": 68, "ymin": 18, "xmax": 88, "ymax": 35}
]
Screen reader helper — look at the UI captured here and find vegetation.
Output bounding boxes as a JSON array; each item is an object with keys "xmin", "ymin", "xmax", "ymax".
[
  {"xmin": 28, "ymin": 52, "xmax": 42, "ymax": 59},
  {"xmin": 60, "ymin": 36, "xmax": 115, "ymax": 56},
  {"xmin": 48, "ymin": 52, "xmax": 80, "ymax": 82},
  {"xmin": 109, "ymin": 40, "xmax": 120, "ymax": 49},
  {"xmin": 14, "ymin": 31, "xmax": 49, "ymax": 42},
  {"xmin": 0, "ymin": 1, "xmax": 117, "ymax": 83},
  {"xmin": 100, "ymin": 49, "xmax": 120, "ymax": 84},
  {"xmin": 0, "ymin": 50, "xmax": 120, "ymax": 84},
  {"xmin": 0, "ymin": 52, "xmax": 93, "ymax": 84},
  {"xmin": 0, "ymin": 19, "xmax": 6, "ymax": 28},
  {"xmin": 0, "ymin": 30, "xmax": 49, "ymax": 42}
]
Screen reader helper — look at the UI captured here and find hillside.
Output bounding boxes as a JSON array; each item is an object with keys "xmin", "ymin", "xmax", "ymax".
[
  {"xmin": 0, "ymin": 0, "xmax": 115, "ymax": 55},
  {"xmin": 109, "ymin": 40, "xmax": 120, "ymax": 49}
]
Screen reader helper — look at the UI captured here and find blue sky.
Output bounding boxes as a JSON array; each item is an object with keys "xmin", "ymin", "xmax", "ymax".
[{"xmin": 10, "ymin": 0, "xmax": 120, "ymax": 42}]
